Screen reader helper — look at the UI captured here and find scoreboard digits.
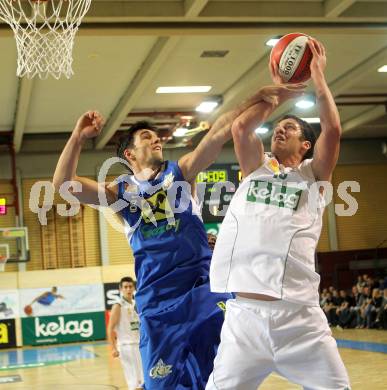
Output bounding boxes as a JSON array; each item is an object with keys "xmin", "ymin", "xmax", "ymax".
[
  {"xmin": 196, "ymin": 170, "xmax": 228, "ymax": 183},
  {"xmin": 196, "ymin": 164, "xmax": 240, "ymax": 223}
]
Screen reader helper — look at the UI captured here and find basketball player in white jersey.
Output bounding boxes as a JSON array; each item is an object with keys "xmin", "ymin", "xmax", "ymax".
[
  {"xmin": 206, "ymin": 38, "xmax": 351, "ymax": 389},
  {"xmin": 107, "ymin": 277, "xmax": 143, "ymax": 390}
]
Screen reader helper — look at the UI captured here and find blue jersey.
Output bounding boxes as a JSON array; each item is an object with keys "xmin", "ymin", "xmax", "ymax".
[
  {"xmin": 38, "ymin": 292, "xmax": 55, "ymax": 305},
  {"xmin": 118, "ymin": 161, "xmax": 212, "ymax": 315}
]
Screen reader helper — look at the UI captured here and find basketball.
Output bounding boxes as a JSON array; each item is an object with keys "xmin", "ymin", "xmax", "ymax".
[
  {"xmin": 24, "ymin": 305, "xmax": 33, "ymax": 316},
  {"xmin": 270, "ymin": 33, "xmax": 313, "ymax": 83}
]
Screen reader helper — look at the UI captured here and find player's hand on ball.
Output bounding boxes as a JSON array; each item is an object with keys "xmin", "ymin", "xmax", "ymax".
[
  {"xmin": 74, "ymin": 111, "xmax": 104, "ymax": 141},
  {"xmin": 307, "ymin": 38, "xmax": 327, "ymax": 79},
  {"xmin": 269, "ymin": 57, "xmax": 283, "ymax": 85}
]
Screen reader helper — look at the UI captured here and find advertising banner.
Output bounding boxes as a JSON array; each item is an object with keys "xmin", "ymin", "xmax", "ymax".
[
  {"xmin": 0, "ymin": 319, "xmax": 16, "ymax": 349},
  {"xmin": 19, "ymin": 284, "xmax": 105, "ymax": 318},
  {"xmin": 22, "ymin": 311, "xmax": 106, "ymax": 346},
  {"xmin": 0, "ymin": 290, "xmax": 19, "ymax": 320},
  {"xmin": 103, "ymin": 283, "xmax": 120, "ymax": 311}
]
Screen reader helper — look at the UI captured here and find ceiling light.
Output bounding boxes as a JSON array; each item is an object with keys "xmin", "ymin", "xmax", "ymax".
[
  {"xmin": 156, "ymin": 86, "xmax": 212, "ymax": 94},
  {"xmin": 295, "ymin": 99, "xmax": 315, "ymax": 109},
  {"xmin": 377, "ymin": 65, "xmax": 387, "ymax": 73},
  {"xmin": 196, "ymin": 101, "xmax": 219, "ymax": 113},
  {"xmin": 173, "ymin": 127, "xmax": 188, "ymax": 137},
  {"xmin": 301, "ymin": 117, "xmax": 320, "ymax": 124},
  {"xmin": 266, "ymin": 37, "xmax": 281, "ymax": 47},
  {"xmin": 255, "ymin": 127, "xmax": 269, "ymax": 134}
]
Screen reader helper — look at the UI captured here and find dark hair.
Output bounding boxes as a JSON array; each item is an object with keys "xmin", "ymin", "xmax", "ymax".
[
  {"xmin": 119, "ymin": 276, "xmax": 135, "ymax": 288},
  {"xmin": 116, "ymin": 121, "xmax": 158, "ymax": 163},
  {"xmin": 281, "ymin": 114, "xmax": 317, "ymax": 160}
]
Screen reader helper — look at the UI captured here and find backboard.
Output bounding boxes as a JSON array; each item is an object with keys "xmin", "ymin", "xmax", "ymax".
[{"xmin": 0, "ymin": 227, "xmax": 30, "ymax": 263}]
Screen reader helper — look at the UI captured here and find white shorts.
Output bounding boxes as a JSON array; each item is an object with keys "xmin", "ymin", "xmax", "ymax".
[
  {"xmin": 206, "ymin": 297, "xmax": 350, "ymax": 390},
  {"xmin": 118, "ymin": 343, "xmax": 144, "ymax": 389}
]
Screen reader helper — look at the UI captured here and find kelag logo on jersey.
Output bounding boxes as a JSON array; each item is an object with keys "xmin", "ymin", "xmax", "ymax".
[
  {"xmin": 141, "ymin": 190, "xmax": 174, "ymax": 224},
  {"xmin": 246, "ymin": 180, "xmax": 302, "ymax": 210},
  {"xmin": 141, "ymin": 219, "xmax": 180, "ymax": 239}
]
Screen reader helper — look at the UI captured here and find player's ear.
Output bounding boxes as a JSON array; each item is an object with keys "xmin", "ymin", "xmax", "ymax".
[
  {"xmin": 301, "ymin": 140, "xmax": 311, "ymax": 154},
  {"xmin": 124, "ymin": 148, "xmax": 135, "ymax": 163}
]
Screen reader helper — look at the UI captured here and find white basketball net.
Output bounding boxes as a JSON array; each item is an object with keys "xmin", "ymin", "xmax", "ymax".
[{"xmin": 0, "ymin": 0, "xmax": 92, "ymax": 79}]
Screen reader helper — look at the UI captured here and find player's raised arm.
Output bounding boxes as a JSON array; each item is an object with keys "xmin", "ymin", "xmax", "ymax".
[
  {"xmin": 178, "ymin": 88, "xmax": 281, "ymax": 183},
  {"xmin": 53, "ymin": 111, "xmax": 117, "ymax": 206},
  {"xmin": 307, "ymin": 38, "xmax": 342, "ymax": 182},
  {"xmin": 232, "ymin": 84, "xmax": 306, "ymax": 178}
]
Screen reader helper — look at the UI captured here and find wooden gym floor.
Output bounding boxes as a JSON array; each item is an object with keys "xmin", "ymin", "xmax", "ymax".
[{"xmin": 0, "ymin": 329, "xmax": 386, "ymax": 389}]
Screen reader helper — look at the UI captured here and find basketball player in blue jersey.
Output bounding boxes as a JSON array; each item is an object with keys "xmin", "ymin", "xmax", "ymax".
[{"xmin": 53, "ymin": 83, "xmax": 305, "ymax": 389}]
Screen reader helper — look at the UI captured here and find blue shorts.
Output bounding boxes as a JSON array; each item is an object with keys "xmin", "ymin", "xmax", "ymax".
[{"xmin": 139, "ymin": 278, "xmax": 231, "ymax": 390}]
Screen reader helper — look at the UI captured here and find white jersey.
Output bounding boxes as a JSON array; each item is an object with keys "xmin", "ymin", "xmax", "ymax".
[
  {"xmin": 210, "ymin": 154, "xmax": 324, "ymax": 306},
  {"xmin": 115, "ymin": 298, "xmax": 140, "ymax": 346}
]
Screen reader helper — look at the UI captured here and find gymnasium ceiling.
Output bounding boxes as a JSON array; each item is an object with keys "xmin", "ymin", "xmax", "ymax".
[{"xmin": 0, "ymin": 0, "xmax": 387, "ymax": 153}]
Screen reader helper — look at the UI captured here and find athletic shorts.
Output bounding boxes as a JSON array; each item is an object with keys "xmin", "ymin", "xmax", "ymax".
[
  {"xmin": 139, "ymin": 277, "xmax": 232, "ymax": 390},
  {"xmin": 118, "ymin": 343, "xmax": 144, "ymax": 389},
  {"xmin": 206, "ymin": 296, "xmax": 351, "ymax": 390}
]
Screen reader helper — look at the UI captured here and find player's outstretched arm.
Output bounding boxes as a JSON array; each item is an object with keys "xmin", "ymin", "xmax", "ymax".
[
  {"xmin": 53, "ymin": 111, "xmax": 117, "ymax": 205},
  {"xmin": 29, "ymin": 292, "xmax": 47, "ymax": 306},
  {"xmin": 107, "ymin": 303, "xmax": 121, "ymax": 358},
  {"xmin": 178, "ymin": 88, "xmax": 280, "ymax": 183},
  {"xmin": 232, "ymin": 84, "xmax": 306, "ymax": 178},
  {"xmin": 308, "ymin": 38, "xmax": 341, "ymax": 182}
]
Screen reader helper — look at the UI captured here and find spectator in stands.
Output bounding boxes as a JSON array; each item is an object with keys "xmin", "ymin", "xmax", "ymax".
[
  {"xmin": 356, "ymin": 275, "xmax": 365, "ymax": 291},
  {"xmin": 207, "ymin": 233, "xmax": 217, "ymax": 252},
  {"xmin": 336, "ymin": 290, "xmax": 356, "ymax": 329},
  {"xmin": 351, "ymin": 286, "xmax": 359, "ymax": 303},
  {"xmin": 375, "ymin": 288, "xmax": 387, "ymax": 329},
  {"xmin": 323, "ymin": 292, "xmax": 338, "ymax": 326},
  {"xmin": 365, "ymin": 288, "xmax": 383, "ymax": 328},
  {"xmin": 332, "ymin": 289, "xmax": 341, "ymax": 306},
  {"xmin": 320, "ymin": 288, "xmax": 329, "ymax": 306},
  {"xmin": 366, "ymin": 276, "xmax": 376, "ymax": 291},
  {"xmin": 355, "ymin": 286, "xmax": 371, "ymax": 328}
]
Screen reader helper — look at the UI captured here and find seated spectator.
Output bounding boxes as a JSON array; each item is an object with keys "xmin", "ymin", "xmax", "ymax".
[
  {"xmin": 366, "ymin": 276, "xmax": 376, "ymax": 291},
  {"xmin": 365, "ymin": 288, "xmax": 383, "ymax": 329},
  {"xmin": 323, "ymin": 292, "xmax": 339, "ymax": 326},
  {"xmin": 331, "ymin": 289, "xmax": 341, "ymax": 306},
  {"xmin": 336, "ymin": 289, "xmax": 356, "ymax": 329},
  {"xmin": 356, "ymin": 275, "xmax": 366, "ymax": 291},
  {"xmin": 375, "ymin": 288, "xmax": 387, "ymax": 330},
  {"xmin": 320, "ymin": 288, "xmax": 329, "ymax": 306},
  {"xmin": 355, "ymin": 286, "xmax": 371, "ymax": 328},
  {"xmin": 351, "ymin": 285, "xmax": 359, "ymax": 304}
]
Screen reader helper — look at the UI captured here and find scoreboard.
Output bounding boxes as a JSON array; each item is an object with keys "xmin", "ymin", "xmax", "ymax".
[
  {"xmin": 196, "ymin": 163, "xmax": 241, "ymax": 223},
  {"xmin": 0, "ymin": 198, "xmax": 6, "ymax": 215}
]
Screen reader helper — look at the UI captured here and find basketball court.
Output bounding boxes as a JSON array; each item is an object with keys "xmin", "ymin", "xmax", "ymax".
[
  {"xmin": 0, "ymin": 329, "xmax": 386, "ymax": 389},
  {"xmin": 0, "ymin": 1, "xmax": 386, "ymax": 389}
]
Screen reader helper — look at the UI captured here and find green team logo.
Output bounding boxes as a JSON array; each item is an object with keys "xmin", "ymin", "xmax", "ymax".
[
  {"xmin": 140, "ymin": 219, "xmax": 181, "ymax": 239},
  {"xmin": 149, "ymin": 359, "xmax": 173, "ymax": 379},
  {"xmin": 246, "ymin": 180, "xmax": 302, "ymax": 211}
]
